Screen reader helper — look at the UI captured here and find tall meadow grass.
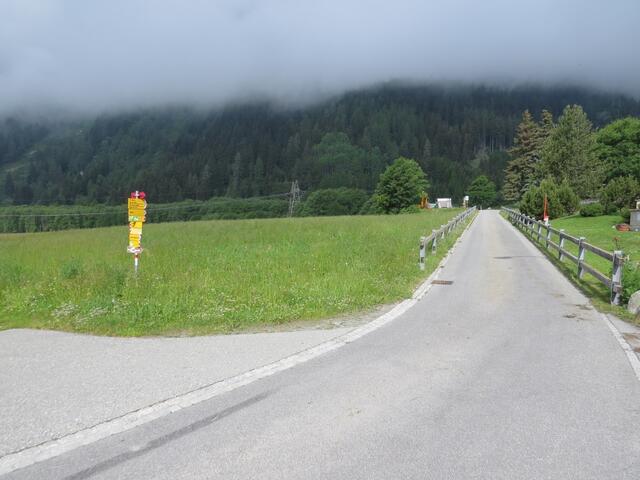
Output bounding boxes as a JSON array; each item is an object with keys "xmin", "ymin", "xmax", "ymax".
[{"xmin": 0, "ymin": 210, "xmax": 466, "ymax": 335}]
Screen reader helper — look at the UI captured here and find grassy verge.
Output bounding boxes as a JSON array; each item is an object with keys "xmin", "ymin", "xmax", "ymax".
[
  {"xmin": 504, "ymin": 211, "xmax": 640, "ymax": 325},
  {"xmin": 0, "ymin": 209, "xmax": 471, "ymax": 336}
]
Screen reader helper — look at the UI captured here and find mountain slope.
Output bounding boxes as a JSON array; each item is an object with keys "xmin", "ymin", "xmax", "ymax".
[{"xmin": 2, "ymin": 84, "xmax": 639, "ymax": 205}]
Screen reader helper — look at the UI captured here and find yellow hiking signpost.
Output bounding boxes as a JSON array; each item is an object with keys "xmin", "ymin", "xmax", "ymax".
[{"xmin": 127, "ymin": 191, "xmax": 147, "ymax": 272}]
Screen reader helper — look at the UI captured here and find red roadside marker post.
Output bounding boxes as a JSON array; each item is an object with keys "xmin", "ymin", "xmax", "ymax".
[{"xmin": 543, "ymin": 194, "xmax": 549, "ymax": 225}]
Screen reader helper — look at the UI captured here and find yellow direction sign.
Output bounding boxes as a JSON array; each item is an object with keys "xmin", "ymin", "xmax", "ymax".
[
  {"xmin": 129, "ymin": 220, "xmax": 143, "ymax": 248},
  {"xmin": 127, "ymin": 191, "xmax": 147, "ymax": 273},
  {"xmin": 128, "ymin": 207, "xmax": 146, "ymax": 221},
  {"xmin": 128, "ymin": 199, "xmax": 147, "ymax": 224},
  {"xmin": 128, "ymin": 234, "xmax": 141, "ymax": 248},
  {"xmin": 128, "ymin": 198, "xmax": 147, "ymax": 210},
  {"xmin": 128, "ymin": 208, "xmax": 146, "ymax": 216}
]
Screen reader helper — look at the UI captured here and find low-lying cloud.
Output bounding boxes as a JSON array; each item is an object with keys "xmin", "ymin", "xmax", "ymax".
[{"xmin": 1, "ymin": 0, "xmax": 639, "ymax": 115}]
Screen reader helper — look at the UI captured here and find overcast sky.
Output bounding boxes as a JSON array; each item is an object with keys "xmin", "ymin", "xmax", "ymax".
[{"xmin": 1, "ymin": 0, "xmax": 638, "ymax": 115}]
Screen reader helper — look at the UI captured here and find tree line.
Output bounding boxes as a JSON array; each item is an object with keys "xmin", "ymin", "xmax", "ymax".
[
  {"xmin": 2, "ymin": 103, "xmax": 639, "ymax": 232},
  {"xmin": 503, "ymin": 105, "xmax": 640, "ymax": 221}
]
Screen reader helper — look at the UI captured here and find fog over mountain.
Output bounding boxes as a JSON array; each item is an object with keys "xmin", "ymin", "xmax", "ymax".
[{"xmin": 1, "ymin": 0, "xmax": 639, "ymax": 116}]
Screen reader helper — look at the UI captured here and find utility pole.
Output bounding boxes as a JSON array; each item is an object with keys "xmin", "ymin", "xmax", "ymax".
[{"xmin": 288, "ymin": 180, "xmax": 301, "ymax": 217}]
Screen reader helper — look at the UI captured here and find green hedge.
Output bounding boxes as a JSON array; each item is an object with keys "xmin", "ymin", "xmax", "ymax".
[{"xmin": 0, "ymin": 197, "xmax": 289, "ymax": 233}]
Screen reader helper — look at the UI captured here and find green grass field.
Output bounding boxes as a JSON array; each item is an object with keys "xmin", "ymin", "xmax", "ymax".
[
  {"xmin": 0, "ymin": 210, "xmax": 469, "ymax": 336},
  {"xmin": 551, "ymin": 215, "xmax": 640, "ymax": 271}
]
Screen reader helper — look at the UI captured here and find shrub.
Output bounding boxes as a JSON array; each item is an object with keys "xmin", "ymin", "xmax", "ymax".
[
  {"xmin": 580, "ymin": 203, "xmax": 604, "ymax": 217},
  {"xmin": 300, "ymin": 188, "xmax": 368, "ymax": 217},
  {"xmin": 399, "ymin": 205, "xmax": 421, "ymax": 214},
  {"xmin": 620, "ymin": 207, "xmax": 631, "ymax": 224},
  {"xmin": 600, "ymin": 176, "xmax": 640, "ymax": 214},
  {"xmin": 359, "ymin": 196, "xmax": 384, "ymax": 215},
  {"xmin": 622, "ymin": 262, "xmax": 640, "ymax": 305},
  {"xmin": 520, "ymin": 178, "xmax": 580, "ymax": 220},
  {"xmin": 519, "ymin": 179, "xmax": 564, "ymax": 219},
  {"xmin": 557, "ymin": 180, "xmax": 580, "ymax": 215}
]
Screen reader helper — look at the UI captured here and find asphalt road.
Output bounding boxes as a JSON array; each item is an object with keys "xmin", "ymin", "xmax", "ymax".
[
  {"xmin": 4, "ymin": 210, "xmax": 640, "ymax": 479},
  {"xmin": 0, "ymin": 326, "xmax": 356, "ymax": 457}
]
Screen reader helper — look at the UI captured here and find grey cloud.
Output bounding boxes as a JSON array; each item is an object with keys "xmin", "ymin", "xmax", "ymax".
[{"xmin": 0, "ymin": 0, "xmax": 638, "ymax": 115}]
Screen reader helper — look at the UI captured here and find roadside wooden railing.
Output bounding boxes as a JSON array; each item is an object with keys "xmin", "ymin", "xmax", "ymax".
[
  {"xmin": 502, "ymin": 207, "xmax": 624, "ymax": 305},
  {"xmin": 419, "ymin": 206, "xmax": 477, "ymax": 270}
]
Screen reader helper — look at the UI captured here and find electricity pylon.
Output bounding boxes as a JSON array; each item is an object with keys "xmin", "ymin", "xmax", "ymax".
[{"xmin": 288, "ymin": 180, "xmax": 301, "ymax": 217}]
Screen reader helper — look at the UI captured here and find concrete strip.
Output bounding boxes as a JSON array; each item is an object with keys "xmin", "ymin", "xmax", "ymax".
[{"xmin": 602, "ymin": 314, "xmax": 640, "ymax": 382}]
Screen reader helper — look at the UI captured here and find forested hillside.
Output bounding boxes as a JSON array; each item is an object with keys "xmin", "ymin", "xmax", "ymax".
[{"xmin": 1, "ymin": 84, "xmax": 639, "ymax": 206}]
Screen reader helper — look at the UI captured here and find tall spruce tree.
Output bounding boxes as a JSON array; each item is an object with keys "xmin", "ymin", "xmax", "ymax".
[
  {"xmin": 532, "ymin": 109, "xmax": 555, "ymax": 182},
  {"xmin": 539, "ymin": 105, "xmax": 603, "ymax": 198},
  {"xmin": 502, "ymin": 110, "xmax": 540, "ymax": 201},
  {"xmin": 538, "ymin": 109, "xmax": 555, "ymax": 139}
]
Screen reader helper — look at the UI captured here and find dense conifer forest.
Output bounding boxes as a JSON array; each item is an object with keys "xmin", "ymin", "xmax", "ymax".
[{"xmin": 1, "ymin": 83, "xmax": 639, "ymax": 207}]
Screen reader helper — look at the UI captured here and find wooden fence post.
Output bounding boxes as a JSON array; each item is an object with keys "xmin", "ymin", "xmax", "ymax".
[
  {"xmin": 578, "ymin": 237, "xmax": 586, "ymax": 279},
  {"xmin": 419, "ymin": 236, "xmax": 426, "ymax": 271},
  {"xmin": 545, "ymin": 225, "xmax": 551, "ymax": 249},
  {"xmin": 537, "ymin": 222, "xmax": 542, "ymax": 243},
  {"xmin": 559, "ymin": 229, "xmax": 565, "ymax": 261},
  {"xmin": 431, "ymin": 229, "xmax": 437, "ymax": 253},
  {"xmin": 611, "ymin": 250, "xmax": 624, "ymax": 305}
]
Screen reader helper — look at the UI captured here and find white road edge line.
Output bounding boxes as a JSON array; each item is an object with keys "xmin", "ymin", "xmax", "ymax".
[
  {"xmin": 499, "ymin": 211, "xmax": 640, "ymax": 384},
  {"xmin": 601, "ymin": 314, "xmax": 640, "ymax": 382},
  {"xmin": 0, "ymin": 213, "xmax": 477, "ymax": 476}
]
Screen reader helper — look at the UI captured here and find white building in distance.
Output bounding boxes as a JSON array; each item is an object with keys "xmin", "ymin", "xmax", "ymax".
[{"xmin": 436, "ymin": 198, "xmax": 453, "ymax": 208}]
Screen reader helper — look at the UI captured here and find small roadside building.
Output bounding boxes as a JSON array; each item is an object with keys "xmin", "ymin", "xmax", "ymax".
[{"xmin": 436, "ymin": 198, "xmax": 453, "ymax": 208}]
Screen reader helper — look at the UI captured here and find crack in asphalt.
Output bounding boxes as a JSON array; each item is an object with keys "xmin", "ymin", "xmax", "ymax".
[{"xmin": 62, "ymin": 393, "xmax": 270, "ymax": 480}]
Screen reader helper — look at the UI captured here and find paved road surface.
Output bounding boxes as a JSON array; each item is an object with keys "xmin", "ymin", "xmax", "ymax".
[
  {"xmin": 0, "ymin": 326, "xmax": 358, "ymax": 457},
  {"xmin": 4, "ymin": 211, "xmax": 640, "ymax": 479}
]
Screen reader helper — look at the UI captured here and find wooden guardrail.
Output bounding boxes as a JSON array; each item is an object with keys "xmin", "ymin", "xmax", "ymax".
[
  {"xmin": 418, "ymin": 206, "xmax": 477, "ymax": 270},
  {"xmin": 502, "ymin": 207, "xmax": 624, "ymax": 305}
]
